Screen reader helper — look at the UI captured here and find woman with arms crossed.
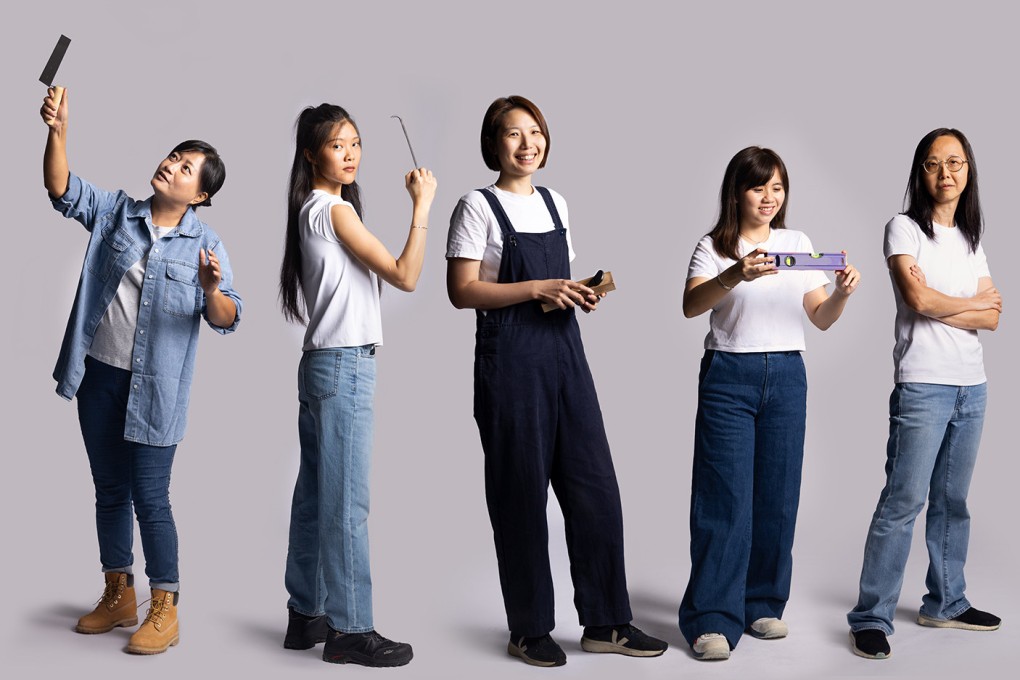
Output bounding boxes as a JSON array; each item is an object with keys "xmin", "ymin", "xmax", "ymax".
[
  {"xmin": 279, "ymin": 104, "xmax": 436, "ymax": 668},
  {"xmin": 41, "ymin": 88, "xmax": 242, "ymax": 655},
  {"xmin": 848, "ymin": 128, "xmax": 1002, "ymax": 660},
  {"xmin": 447, "ymin": 95, "xmax": 667, "ymax": 668},
  {"xmin": 679, "ymin": 146, "xmax": 859, "ymax": 661}
]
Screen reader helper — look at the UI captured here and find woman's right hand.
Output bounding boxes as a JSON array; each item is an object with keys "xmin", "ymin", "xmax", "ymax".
[
  {"xmin": 531, "ymin": 279, "xmax": 595, "ymax": 310},
  {"xmin": 405, "ymin": 167, "xmax": 437, "ymax": 208},
  {"xmin": 972, "ymin": 286, "xmax": 1003, "ymax": 312},
  {"xmin": 727, "ymin": 247, "xmax": 776, "ymax": 284},
  {"xmin": 41, "ymin": 86, "xmax": 68, "ymax": 133}
]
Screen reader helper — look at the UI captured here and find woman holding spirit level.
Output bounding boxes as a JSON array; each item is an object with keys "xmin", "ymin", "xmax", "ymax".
[
  {"xmin": 679, "ymin": 146, "xmax": 860, "ymax": 661},
  {"xmin": 847, "ymin": 128, "xmax": 1002, "ymax": 660},
  {"xmin": 446, "ymin": 95, "xmax": 667, "ymax": 667}
]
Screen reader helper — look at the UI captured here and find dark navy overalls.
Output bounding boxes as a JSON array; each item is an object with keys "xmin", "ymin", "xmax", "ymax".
[{"xmin": 473, "ymin": 187, "xmax": 632, "ymax": 637}]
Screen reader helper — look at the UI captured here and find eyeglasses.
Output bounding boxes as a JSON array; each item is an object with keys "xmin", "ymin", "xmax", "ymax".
[{"xmin": 922, "ymin": 157, "xmax": 968, "ymax": 174}]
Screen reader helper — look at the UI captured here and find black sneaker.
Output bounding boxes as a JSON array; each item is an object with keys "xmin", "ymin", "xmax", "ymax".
[
  {"xmin": 508, "ymin": 634, "xmax": 567, "ymax": 667},
  {"xmin": 284, "ymin": 607, "xmax": 329, "ymax": 650},
  {"xmin": 581, "ymin": 623, "xmax": 668, "ymax": 657},
  {"xmin": 322, "ymin": 628, "xmax": 413, "ymax": 667},
  {"xmin": 917, "ymin": 607, "xmax": 1001, "ymax": 631},
  {"xmin": 850, "ymin": 629, "xmax": 891, "ymax": 659}
]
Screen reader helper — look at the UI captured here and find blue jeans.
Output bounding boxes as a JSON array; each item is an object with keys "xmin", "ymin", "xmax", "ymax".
[
  {"xmin": 285, "ymin": 346, "xmax": 376, "ymax": 633},
  {"xmin": 679, "ymin": 351, "xmax": 807, "ymax": 648},
  {"xmin": 77, "ymin": 356, "xmax": 179, "ymax": 590},
  {"xmin": 848, "ymin": 382, "xmax": 986, "ymax": 635}
]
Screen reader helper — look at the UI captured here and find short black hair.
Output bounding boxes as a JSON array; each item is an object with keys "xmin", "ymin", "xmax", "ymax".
[
  {"xmin": 170, "ymin": 140, "xmax": 225, "ymax": 207},
  {"xmin": 480, "ymin": 96, "xmax": 550, "ymax": 172}
]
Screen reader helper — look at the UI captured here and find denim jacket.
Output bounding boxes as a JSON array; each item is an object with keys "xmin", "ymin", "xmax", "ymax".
[{"xmin": 51, "ymin": 173, "xmax": 243, "ymax": 446}]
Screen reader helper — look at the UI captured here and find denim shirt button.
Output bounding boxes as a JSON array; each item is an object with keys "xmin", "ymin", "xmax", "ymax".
[
  {"xmin": 143, "ymin": 301, "xmax": 149, "ymax": 306},
  {"xmin": 139, "ymin": 329, "xmax": 144, "ymax": 334},
  {"xmin": 133, "ymin": 384, "xmax": 139, "ymax": 389}
]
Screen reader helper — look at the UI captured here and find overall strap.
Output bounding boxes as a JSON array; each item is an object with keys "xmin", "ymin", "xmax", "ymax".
[
  {"xmin": 535, "ymin": 186, "xmax": 565, "ymax": 232},
  {"xmin": 476, "ymin": 188, "xmax": 518, "ymax": 237}
]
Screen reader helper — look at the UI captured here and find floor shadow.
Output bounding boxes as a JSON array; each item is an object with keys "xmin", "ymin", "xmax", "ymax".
[
  {"xmin": 624, "ymin": 589, "xmax": 686, "ymax": 647},
  {"xmin": 31, "ymin": 603, "xmax": 88, "ymax": 632}
]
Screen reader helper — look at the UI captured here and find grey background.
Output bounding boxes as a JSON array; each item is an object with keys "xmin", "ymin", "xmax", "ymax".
[{"xmin": 2, "ymin": 1, "xmax": 1016, "ymax": 677}]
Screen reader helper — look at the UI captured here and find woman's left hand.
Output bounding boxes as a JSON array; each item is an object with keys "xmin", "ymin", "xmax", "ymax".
[
  {"xmin": 834, "ymin": 251, "xmax": 860, "ymax": 297},
  {"xmin": 199, "ymin": 248, "xmax": 222, "ymax": 295},
  {"xmin": 581, "ymin": 291, "xmax": 606, "ymax": 313}
]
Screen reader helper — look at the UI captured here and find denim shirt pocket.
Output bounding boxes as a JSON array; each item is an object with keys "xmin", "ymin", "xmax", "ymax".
[
  {"xmin": 87, "ymin": 218, "xmax": 133, "ymax": 282},
  {"xmin": 163, "ymin": 261, "xmax": 201, "ymax": 317}
]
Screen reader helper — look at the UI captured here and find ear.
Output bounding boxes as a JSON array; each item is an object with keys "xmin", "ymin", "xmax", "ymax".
[
  {"xmin": 303, "ymin": 148, "xmax": 315, "ymax": 165},
  {"xmin": 189, "ymin": 192, "xmax": 209, "ymax": 206}
]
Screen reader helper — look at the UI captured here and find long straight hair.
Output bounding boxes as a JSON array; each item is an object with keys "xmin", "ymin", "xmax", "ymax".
[
  {"xmin": 903, "ymin": 128, "xmax": 982, "ymax": 253},
  {"xmin": 708, "ymin": 146, "xmax": 789, "ymax": 260},
  {"xmin": 279, "ymin": 104, "xmax": 364, "ymax": 324}
]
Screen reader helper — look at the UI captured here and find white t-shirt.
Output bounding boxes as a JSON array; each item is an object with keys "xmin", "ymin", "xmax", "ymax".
[
  {"xmin": 446, "ymin": 185, "xmax": 575, "ymax": 282},
  {"xmin": 299, "ymin": 190, "xmax": 382, "ymax": 351},
  {"xmin": 686, "ymin": 229, "xmax": 830, "ymax": 352},
  {"xmin": 884, "ymin": 214, "xmax": 990, "ymax": 386}
]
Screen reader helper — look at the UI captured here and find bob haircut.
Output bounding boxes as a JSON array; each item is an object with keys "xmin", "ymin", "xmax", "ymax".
[
  {"xmin": 279, "ymin": 104, "xmax": 364, "ymax": 324},
  {"xmin": 903, "ymin": 128, "xmax": 983, "ymax": 253},
  {"xmin": 169, "ymin": 140, "xmax": 225, "ymax": 208},
  {"xmin": 708, "ymin": 146, "xmax": 790, "ymax": 261},
  {"xmin": 480, "ymin": 95, "xmax": 550, "ymax": 172}
]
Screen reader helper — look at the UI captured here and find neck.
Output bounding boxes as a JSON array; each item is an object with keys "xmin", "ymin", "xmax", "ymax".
[
  {"xmin": 739, "ymin": 223, "xmax": 771, "ymax": 244},
  {"xmin": 932, "ymin": 201, "xmax": 958, "ymax": 228},
  {"xmin": 494, "ymin": 173, "xmax": 534, "ymax": 196},
  {"xmin": 150, "ymin": 197, "xmax": 188, "ymax": 228},
  {"xmin": 311, "ymin": 176, "xmax": 345, "ymax": 196}
]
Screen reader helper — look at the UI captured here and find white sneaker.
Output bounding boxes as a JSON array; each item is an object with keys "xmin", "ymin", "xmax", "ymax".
[
  {"xmin": 692, "ymin": 633, "xmax": 730, "ymax": 660},
  {"xmin": 748, "ymin": 617, "xmax": 788, "ymax": 639}
]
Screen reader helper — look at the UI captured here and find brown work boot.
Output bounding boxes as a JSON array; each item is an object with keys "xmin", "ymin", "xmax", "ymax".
[
  {"xmin": 75, "ymin": 572, "xmax": 138, "ymax": 634},
  {"xmin": 126, "ymin": 589, "xmax": 179, "ymax": 654}
]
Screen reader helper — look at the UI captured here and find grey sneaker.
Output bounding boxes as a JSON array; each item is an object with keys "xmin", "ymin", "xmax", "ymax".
[
  {"xmin": 748, "ymin": 617, "xmax": 788, "ymax": 639},
  {"xmin": 692, "ymin": 633, "xmax": 730, "ymax": 661}
]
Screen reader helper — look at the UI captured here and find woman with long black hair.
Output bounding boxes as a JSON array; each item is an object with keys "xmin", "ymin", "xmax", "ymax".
[
  {"xmin": 848, "ymin": 128, "xmax": 1002, "ymax": 660},
  {"xmin": 279, "ymin": 103, "xmax": 436, "ymax": 668}
]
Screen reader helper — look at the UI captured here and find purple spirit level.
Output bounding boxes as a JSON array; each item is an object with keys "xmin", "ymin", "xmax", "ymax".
[{"xmin": 768, "ymin": 252, "xmax": 846, "ymax": 270}]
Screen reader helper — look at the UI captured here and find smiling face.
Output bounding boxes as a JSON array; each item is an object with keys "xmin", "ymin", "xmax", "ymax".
[
  {"xmin": 739, "ymin": 168, "xmax": 785, "ymax": 231},
  {"xmin": 306, "ymin": 121, "xmax": 361, "ymax": 190},
  {"xmin": 494, "ymin": 108, "xmax": 546, "ymax": 181},
  {"xmin": 150, "ymin": 150, "xmax": 208, "ymax": 207},
  {"xmin": 923, "ymin": 134, "xmax": 969, "ymax": 210}
]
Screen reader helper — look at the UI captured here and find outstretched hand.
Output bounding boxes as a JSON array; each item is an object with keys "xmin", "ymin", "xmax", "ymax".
[
  {"xmin": 40, "ymin": 86, "xmax": 68, "ymax": 132},
  {"xmin": 834, "ymin": 252, "xmax": 861, "ymax": 296}
]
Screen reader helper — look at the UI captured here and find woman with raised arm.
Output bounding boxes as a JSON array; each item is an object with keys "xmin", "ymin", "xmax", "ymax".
[
  {"xmin": 446, "ymin": 95, "xmax": 667, "ymax": 667},
  {"xmin": 40, "ymin": 88, "xmax": 242, "ymax": 655},
  {"xmin": 279, "ymin": 103, "xmax": 436, "ymax": 668},
  {"xmin": 679, "ymin": 146, "xmax": 859, "ymax": 661},
  {"xmin": 848, "ymin": 128, "xmax": 1002, "ymax": 660}
]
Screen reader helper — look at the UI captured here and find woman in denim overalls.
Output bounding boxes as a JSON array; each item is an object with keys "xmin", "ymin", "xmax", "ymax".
[{"xmin": 446, "ymin": 96, "xmax": 667, "ymax": 667}]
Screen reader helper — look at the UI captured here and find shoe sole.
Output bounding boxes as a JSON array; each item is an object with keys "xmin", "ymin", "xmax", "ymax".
[
  {"xmin": 75, "ymin": 616, "xmax": 139, "ymax": 634},
  {"xmin": 323, "ymin": 651, "xmax": 413, "ymax": 667},
  {"xmin": 125, "ymin": 634, "xmax": 180, "ymax": 655},
  {"xmin": 284, "ymin": 635, "xmax": 328, "ymax": 650},
  {"xmin": 849, "ymin": 632, "xmax": 890, "ymax": 659},
  {"xmin": 916, "ymin": 614, "xmax": 1000, "ymax": 631},
  {"xmin": 507, "ymin": 642, "xmax": 565, "ymax": 667},
  {"xmin": 747, "ymin": 627, "xmax": 788, "ymax": 640},
  {"xmin": 580, "ymin": 637, "xmax": 665, "ymax": 657}
]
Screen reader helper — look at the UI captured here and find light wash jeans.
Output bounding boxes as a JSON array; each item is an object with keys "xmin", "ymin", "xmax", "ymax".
[
  {"xmin": 848, "ymin": 382, "xmax": 987, "ymax": 634},
  {"xmin": 285, "ymin": 346, "xmax": 376, "ymax": 633}
]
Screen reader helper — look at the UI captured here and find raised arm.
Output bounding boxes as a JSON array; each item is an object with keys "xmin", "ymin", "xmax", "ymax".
[
  {"xmin": 446, "ymin": 258, "xmax": 596, "ymax": 311},
  {"xmin": 803, "ymin": 258, "xmax": 861, "ymax": 330},
  {"xmin": 889, "ymin": 255, "xmax": 1001, "ymax": 319},
  {"xmin": 331, "ymin": 168, "xmax": 436, "ymax": 292},
  {"xmin": 41, "ymin": 86, "xmax": 70, "ymax": 197}
]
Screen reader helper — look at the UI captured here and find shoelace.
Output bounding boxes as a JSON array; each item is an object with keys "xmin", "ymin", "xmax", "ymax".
[
  {"xmin": 137, "ymin": 594, "xmax": 169, "ymax": 630},
  {"xmin": 96, "ymin": 579, "xmax": 125, "ymax": 609}
]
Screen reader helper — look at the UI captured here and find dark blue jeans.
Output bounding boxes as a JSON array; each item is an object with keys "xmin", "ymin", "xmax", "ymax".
[
  {"xmin": 679, "ymin": 351, "xmax": 807, "ymax": 648},
  {"xmin": 77, "ymin": 356, "xmax": 179, "ymax": 590}
]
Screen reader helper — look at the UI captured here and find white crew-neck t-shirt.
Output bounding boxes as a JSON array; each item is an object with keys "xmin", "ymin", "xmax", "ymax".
[{"xmin": 686, "ymin": 229, "xmax": 830, "ymax": 352}]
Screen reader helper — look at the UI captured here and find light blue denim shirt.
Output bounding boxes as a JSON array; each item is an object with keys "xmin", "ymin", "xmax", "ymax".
[{"xmin": 51, "ymin": 173, "xmax": 242, "ymax": 446}]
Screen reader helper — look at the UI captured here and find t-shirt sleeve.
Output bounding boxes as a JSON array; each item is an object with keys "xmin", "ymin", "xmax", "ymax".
[
  {"xmin": 974, "ymin": 243, "xmax": 991, "ymax": 279},
  {"xmin": 687, "ymin": 236, "xmax": 720, "ymax": 281},
  {"xmin": 446, "ymin": 195, "xmax": 489, "ymax": 261},
  {"xmin": 884, "ymin": 215, "xmax": 920, "ymax": 260},
  {"xmin": 307, "ymin": 195, "xmax": 356, "ymax": 244}
]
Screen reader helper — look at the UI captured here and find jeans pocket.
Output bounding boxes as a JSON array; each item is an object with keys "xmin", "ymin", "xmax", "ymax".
[
  {"xmin": 698, "ymin": 350, "xmax": 718, "ymax": 385},
  {"xmin": 302, "ymin": 352, "xmax": 341, "ymax": 401}
]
